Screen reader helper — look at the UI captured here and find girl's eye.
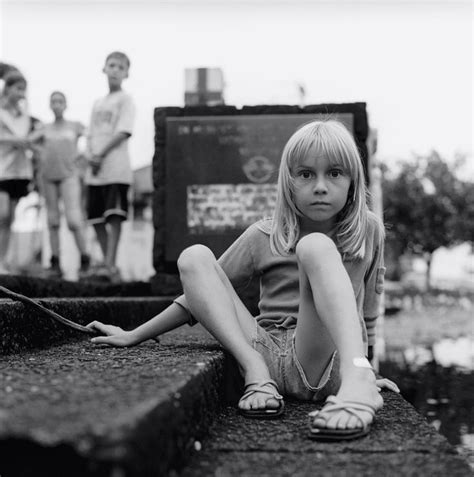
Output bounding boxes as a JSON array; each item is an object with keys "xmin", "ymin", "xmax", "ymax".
[
  {"xmin": 298, "ymin": 170, "xmax": 313, "ymax": 179},
  {"xmin": 328, "ymin": 169, "xmax": 343, "ymax": 178}
]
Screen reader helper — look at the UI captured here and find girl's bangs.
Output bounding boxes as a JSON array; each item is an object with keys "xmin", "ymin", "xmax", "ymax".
[{"xmin": 289, "ymin": 132, "xmax": 356, "ymax": 178}]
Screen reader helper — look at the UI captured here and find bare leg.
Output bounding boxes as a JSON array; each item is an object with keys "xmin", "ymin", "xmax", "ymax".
[
  {"xmin": 48, "ymin": 224, "xmax": 60, "ymax": 257},
  {"xmin": 105, "ymin": 216, "xmax": 122, "ymax": 268},
  {"xmin": 0, "ymin": 192, "xmax": 14, "ymax": 269},
  {"xmin": 177, "ymin": 244, "xmax": 280, "ymax": 411},
  {"xmin": 61, "ymin": 176, "xmax": 88, "ymax": 256},
  {"xmin": 295, "ymin": 233, "xmax": 382, "ymax": 430},
  {"xmin": 70, "ymin": 227, "xmax": 88, "ymax": 256},
  {"xmin": 43, "ymin": 181, "xmax": 61, "ymax": 259},
  {"xmin": 93, "ymin": 223, "xmax": 107, "ymax": 258}
]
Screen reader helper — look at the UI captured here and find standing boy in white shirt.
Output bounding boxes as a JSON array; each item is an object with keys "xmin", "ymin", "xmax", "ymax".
[{"xmin": 86, "ymin": 51, "xmax": 135, "ymax": 283}]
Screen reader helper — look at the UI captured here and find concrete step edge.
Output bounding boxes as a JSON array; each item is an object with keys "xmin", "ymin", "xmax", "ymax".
[
  {"xmin": 0, "ymin": 296, "xmax": 175, "ymax": 354},
  {"xmin": 0, "ymin": 328, "xmax": 227, "ymax": 476}
]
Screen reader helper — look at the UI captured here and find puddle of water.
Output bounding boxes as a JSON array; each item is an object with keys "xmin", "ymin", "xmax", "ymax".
[{"xmin": 380, "ymin": 337, "xmax": 474, "ymax": 469}]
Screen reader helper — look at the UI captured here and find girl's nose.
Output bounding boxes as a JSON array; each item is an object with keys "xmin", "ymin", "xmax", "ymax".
[{"xmin": 313, "ymin": 177, "xmax": 328, "ymax": 193}]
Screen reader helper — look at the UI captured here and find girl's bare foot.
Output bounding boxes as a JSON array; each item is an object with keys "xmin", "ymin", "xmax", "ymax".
[
  {"xmin": 238, "ymin": 352, "xmax": 281, "ymax": 412},
  {"xmin": 312, "ymin": 365, "xmax": 382, "ymax": 430}
]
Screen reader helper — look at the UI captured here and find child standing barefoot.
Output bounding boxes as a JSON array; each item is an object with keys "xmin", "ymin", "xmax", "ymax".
[
  {"xmin": 87, "ymin": 120, "xmax": 399, "ymax": 440},
  {"xmin": 30, "ymin": 91, "xmax": 90, "ymax": 279}
]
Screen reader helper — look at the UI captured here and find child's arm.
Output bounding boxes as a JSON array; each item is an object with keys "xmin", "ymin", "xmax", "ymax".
[
  {"xmin": 27, "ymin": 129, "xmax": 45, "ymax": 144},
  {"xmin": 86, "ymin": 300, "xmax": 190, "ymax": 347},
  {"xmin": 89, "ymin": 131, "xmax": 130, "ymax": 175},
  {"xmin": 0, "ymin": 133, "xmax": 31, "ymax": 148}
]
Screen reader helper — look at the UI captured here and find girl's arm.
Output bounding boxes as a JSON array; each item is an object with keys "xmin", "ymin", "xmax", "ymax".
[
  {"xmin": 86, "ymin": 301, "xmax": 190, "ymax": 347},
  {"xmin": 28, "ymin": 129, "xmax": 45, "ymax": 143},
  {"xmin": 0, "ymin": 134, "xmax": 31, "ymax": 148}
]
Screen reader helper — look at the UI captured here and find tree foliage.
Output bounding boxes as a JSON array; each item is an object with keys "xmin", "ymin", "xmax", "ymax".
[{"xmin": 382, "ymin": 151, "xmax": 472, "ymax": 288}]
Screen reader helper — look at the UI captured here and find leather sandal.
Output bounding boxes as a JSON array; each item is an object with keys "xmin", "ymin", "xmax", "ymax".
[
  {"xmin": 308, "ymin": 395, "xmax": 376, "ymax": 441},
  {"xmin": 238, "ymin": 379, "xmax": 285, "ymax": 419}
]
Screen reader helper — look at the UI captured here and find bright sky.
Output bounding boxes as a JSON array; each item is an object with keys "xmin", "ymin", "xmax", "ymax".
[{"xmin": 1, "ymin": 0, "xmax": 472, "ymax": 171}]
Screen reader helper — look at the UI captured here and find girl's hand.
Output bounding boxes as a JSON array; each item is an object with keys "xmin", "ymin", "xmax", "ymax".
[
  {"xmin": 86, "ymin": 321, "xmax": 136, "ymax": 347},
  {"xmin": 376, "ymin": 377, "xmax": 400, "ymax": 393}
]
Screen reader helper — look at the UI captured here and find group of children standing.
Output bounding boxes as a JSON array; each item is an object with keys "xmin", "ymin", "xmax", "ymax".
[{"xmin": 0, "ymin": 51, "xmax": 134, "ymax": 281}]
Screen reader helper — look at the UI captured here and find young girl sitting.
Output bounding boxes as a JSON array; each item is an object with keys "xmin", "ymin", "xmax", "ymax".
[{"xmin": 87, "ymin": 120, "xmax": 399, "ymax": 441}]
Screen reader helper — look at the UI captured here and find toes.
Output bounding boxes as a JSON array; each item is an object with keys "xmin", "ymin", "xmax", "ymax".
[
  {"xmin": 312, "ymin": 410, "xmax": 373, "ymax": 430},
  {"xmin": 335, "ymin": 412, "xmax": 350, "ymax": 429},
  {"xmin": 265, "ymin": 397, "xmax": 280, "ymax": 409},
  {"xmin": 346, "ymin": 415, "xmax": 359, "ymax": 429},
  {"xmin": 314, "ymin": 413, "xmax": 339, "ymax": 429},
  {"xmin": 239, "ymin": 394, "xmax": 280, "ymax": 411}
]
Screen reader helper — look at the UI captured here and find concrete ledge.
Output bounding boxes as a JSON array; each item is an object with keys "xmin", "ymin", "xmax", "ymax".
[
  {"xmin": 0, "ymin": 327, "xmax": 224, "ymax": 476},
  {"xmin": 0, "ymin": 296, "xmax": 470, "ymax": 476},
  {"xmin": 0, "ymin": 274, "xmax": 155, "ymax": 298},
  {"xmin": 180, "ymin": 395, "xmax": 472, "ymax": 476},
  {"xmin": 0, "ymin": 297, "xmax": 174, "ymax": 354}
]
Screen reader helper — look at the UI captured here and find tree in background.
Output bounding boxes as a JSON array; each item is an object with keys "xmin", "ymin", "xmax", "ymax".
[{"xmin": 382, "ymin": 151, "xmax": 471, "ymax": 289}]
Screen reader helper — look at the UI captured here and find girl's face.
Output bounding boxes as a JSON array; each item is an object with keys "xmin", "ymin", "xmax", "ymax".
[
  {"xmin": 5, "ymin": 81, "xmax": 26, "ymax": 105},
  {"xmin": 292, "ymin": 149, "xmax": 351, "ymax": 233},
  {"xmin": 50, "ymin": 94, "xmax": 66, "ymax": 118}
]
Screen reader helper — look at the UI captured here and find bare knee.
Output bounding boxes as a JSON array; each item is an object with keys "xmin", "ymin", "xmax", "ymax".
[
  {"xmin": 295, "ymin": 233, "xmax": 340, "ymax": 265},
  {"xmin": 66, "ymin": 218, "xmax": 82, "ymax": 232},
  {"xmin": 177, "ymin": 244, "xmax": 216, "ymax": 276}
]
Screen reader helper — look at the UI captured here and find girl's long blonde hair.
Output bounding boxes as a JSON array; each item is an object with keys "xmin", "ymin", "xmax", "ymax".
[{"xmin": 270, "ymin": 120, "xmax": 383, "ymax": 259}]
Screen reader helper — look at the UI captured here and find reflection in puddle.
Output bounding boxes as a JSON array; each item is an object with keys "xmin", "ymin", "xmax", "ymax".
[
  {"xmin": 403, "ymin": 337, "xmax": 474, "ymax": 370},
  {"xmin": 380, "ymin": 337, "xmax": 474, "ymax": 469}
]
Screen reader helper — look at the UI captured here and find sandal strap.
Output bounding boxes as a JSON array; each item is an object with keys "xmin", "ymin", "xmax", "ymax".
[
  {"xmin": 308, "ymin": 395, "xmax": 376, "ymax": 428},
  {"xmin": 239, "ymin": 380, "xmax": 283, "ymax": 402}
]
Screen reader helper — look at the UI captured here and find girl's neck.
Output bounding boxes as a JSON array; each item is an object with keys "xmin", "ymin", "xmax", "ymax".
[
  {"xmin": 108, "ymin": 85, "xmax": 122, "ymax": 94},
  {"xmin": 54, "ymin": 116, "xmax": 65, "ymax": 123},
  {"xmin": 299, "ymin": 217, "xmax": 337, "ymax": 237}
]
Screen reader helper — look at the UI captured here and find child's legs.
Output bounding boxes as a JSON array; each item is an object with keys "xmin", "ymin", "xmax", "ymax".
[
  {"xmin": 177, "ymin": 245, "xmax": 275, "ymax": 395},
  {"xmin": 294, "ymin": 233, "xmax": 381, "ymax": 427},
  {"xmin": 60, "ymin": 176, "xmax": 88, "ymax": 255},
  {"xmin": 294, "ymin": 233, "xmax": 366, "ymax": 379},
  {"xmin": 0, "ymin": 191, "xmax": 15, "ymax": 264},
  {"xmin": 42, "ymin": 180, "xmax": 61, "ymax": 258}
]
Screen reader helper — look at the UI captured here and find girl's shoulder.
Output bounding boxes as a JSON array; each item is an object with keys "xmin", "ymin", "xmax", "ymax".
[
  {"xmin": 235, "ymin": 218, "xmax": 272, "ymax": 248},
  {"xmin": 366, "ymin": 211, "xmax": 385, "ymax": 245},
  {"xmin": 254, "ymin": 217, "xmax": 273, "ymax": 235}
]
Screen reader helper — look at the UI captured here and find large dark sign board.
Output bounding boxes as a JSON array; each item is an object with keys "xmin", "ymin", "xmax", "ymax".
[{"xmin": 153, "ymin": 104, "xmax": 369, "ymax": 273}]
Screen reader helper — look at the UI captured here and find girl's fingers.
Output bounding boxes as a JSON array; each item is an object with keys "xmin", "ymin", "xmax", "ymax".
[
  {"xmin": 86, "ymin": 321, "xmax": 103, "ymax": 331},
  {"xmin": 376, "ymin": 378, "xmax": 400, "ymax": 393},
  {"xmin": 90, "ymin": 336, "xmax": 112, "ymax": 345},
  {"xmin": 86, "ymin": 321, "xmax": 122, "ymax": 336}
]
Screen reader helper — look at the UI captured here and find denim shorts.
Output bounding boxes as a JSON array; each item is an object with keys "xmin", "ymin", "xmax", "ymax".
[{"xmin": 252, "ymin": 321, "xmax": 341, "ymax": 402}]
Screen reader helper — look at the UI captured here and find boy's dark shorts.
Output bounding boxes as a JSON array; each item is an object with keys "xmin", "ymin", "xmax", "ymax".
[
  {"xmin": 87, "ymin": 184, "xmax": 129, "ymax": 224},
  {"xmin": 0, "ymin": 180, "xmax": 30, "ymax": 200}
]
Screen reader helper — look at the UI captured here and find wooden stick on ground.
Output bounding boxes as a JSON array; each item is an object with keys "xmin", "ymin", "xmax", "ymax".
[{"xmin": 0, "ymin": 285, "xmax": 97, "ymax": 335}]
